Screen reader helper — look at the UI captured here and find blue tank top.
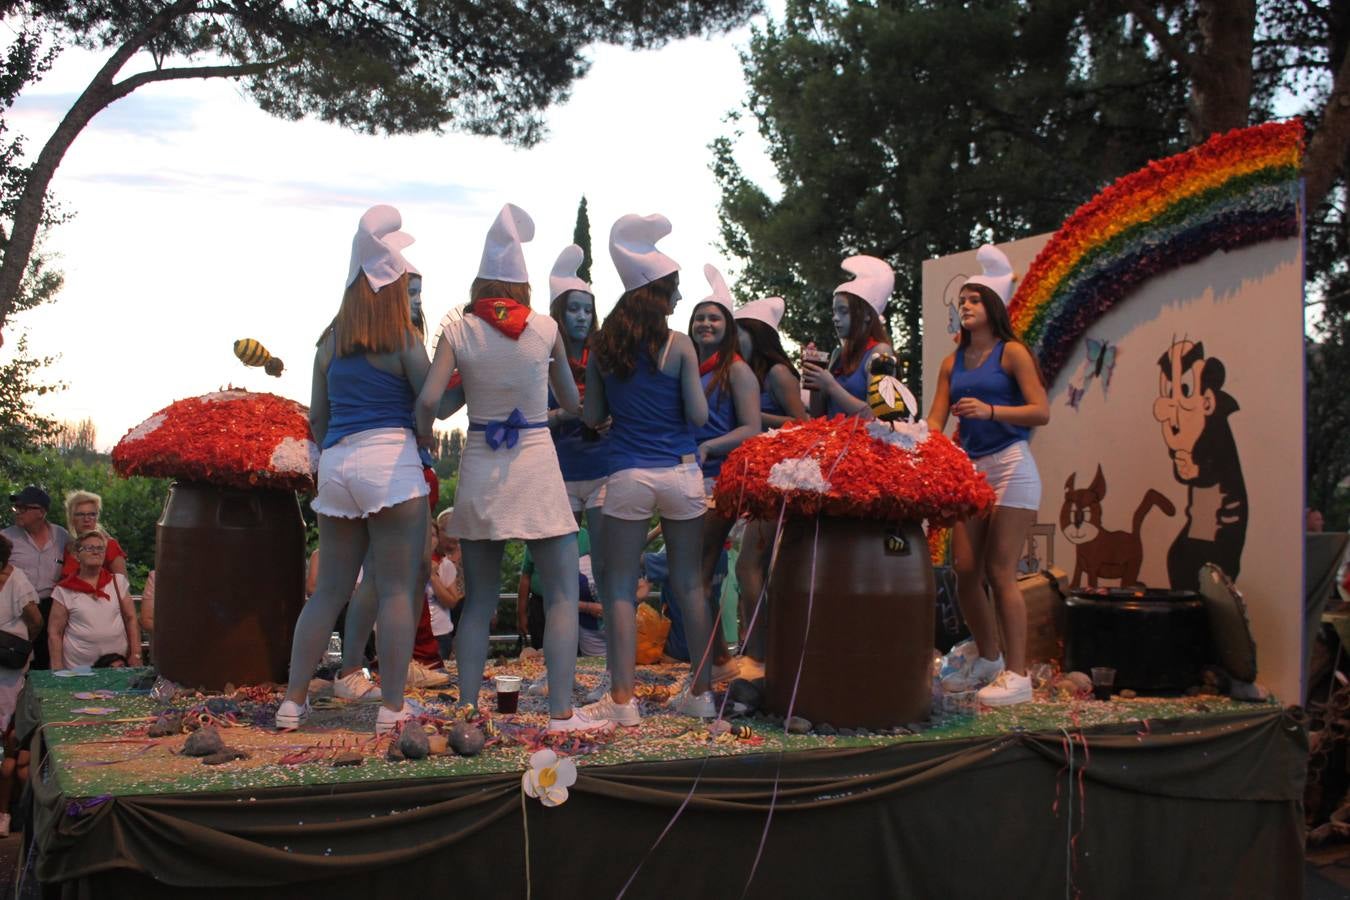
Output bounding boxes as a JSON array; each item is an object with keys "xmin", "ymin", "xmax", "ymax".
[
  {"xmin": 323, "ymin": 353, "xmax": 416, "ymax": 449},
  {"xmin": 761, "ymin": 381, "xmax": 786, "ymax": 419},
  {"xmin": 950, "ymin": 341, "xmax": 1030, "ymax": 459},
  {"xmin": 602, "ymin": 352, "xmax": 697, "ymax": 474},
  {"xmin": 549, "ymin": 386, "xmax": 610, "ymax": 482},
  {"xmin": 694, "ymin": 367, "xmax": 737, "ymax": 478},
  {"xmin": 827, "ymin": 345, "xmax": 877, "ymax": 417}
]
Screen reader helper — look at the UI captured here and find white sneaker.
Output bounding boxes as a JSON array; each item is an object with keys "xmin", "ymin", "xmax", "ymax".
[
  {"xmin": 333, "ymin": 668, "xmax": 380, "ymax": 702},
  {"xmin": 977, "ymin": 670, "xmax": 1033, "ymax": 707},
  {"xmin": 406, "ymin": 660, "xmax": 451, "ymax": 689},
  {"xmin": 547, "ymin": 708, "xmax": 615, "ymax": 733},
  {"xmin": 583, "ymin": 672, "xmax": 612, "ymax": 704},
  {"xmin": 670, "ymin": 690, "xmax": 716, "ymax": 719},
  {"xmin": 580, "ymin": 692, "xmax": 641, "ymax": 727},
  {"xmin": 375, "ymin": 700, "xmax": 424, "ymax": 735},
  {"xmin": 274, "ymin": 699, "xmax": 310, "ymax": 730},
  {"xmin": 941, "ymin": 653, "xmax": 1004, "ymax": 693}
]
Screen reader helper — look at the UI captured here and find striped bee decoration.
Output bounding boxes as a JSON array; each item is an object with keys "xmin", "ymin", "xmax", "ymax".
[
  {"xmin": 233, "ymin": 338, "xmax": 285, "ymax": 377},
  {"xmin": 866, "ymin": 353, "xmax": 916, "ymax": 422}
]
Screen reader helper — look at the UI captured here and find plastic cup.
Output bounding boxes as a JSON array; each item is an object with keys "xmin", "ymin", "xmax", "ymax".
[
  {"xmin": 1090, "ymin": 667, "xmax": 1116, "ymax": 701},
  {"xmin": 495, "ymin": 675, "xmax": 522, "ymax": 714}
]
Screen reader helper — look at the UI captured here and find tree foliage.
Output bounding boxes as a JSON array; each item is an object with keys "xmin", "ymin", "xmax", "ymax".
[
  {"xmin": 0, "ymin": 0, "xmax": 762, "ymax": 332},
  {"xmin": 714, "ymin": 0, "xmax": 1190, "ymax": 383},
  {"xmin": 572, "ymin": 194, "xmax": 593, "ymax": 284}
]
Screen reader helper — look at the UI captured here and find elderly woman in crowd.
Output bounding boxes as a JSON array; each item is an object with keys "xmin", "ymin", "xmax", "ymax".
[
  {"xmin": 59, "ymin": 491, "xmax": 128, "ymax": 578},
  {"xmin": 48, "ymin": 530, "xmax": 141, "ymax": 671}
]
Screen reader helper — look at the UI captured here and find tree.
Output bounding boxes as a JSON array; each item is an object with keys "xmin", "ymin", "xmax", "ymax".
[
  {"xmin": 715, "ymin": 0, "xmax": 1349, "ymax": 390},
  {"xmin": 434, "ymin": 427, "xmax": 464, "ymax": 480},
  {"xmin": 714, "ymin": 1, "xmax": 1190, "ymax": 384},
  {"xmin": 52, "ymin": 416, "xmax": 97, "ymax": 458},
  {"xmin": 572, "ymin": 194, "xmax": 593, "ymax": 283},
  {"xmin": 0, "ymin": 0, "xmax": 762, "ymax": 335}
]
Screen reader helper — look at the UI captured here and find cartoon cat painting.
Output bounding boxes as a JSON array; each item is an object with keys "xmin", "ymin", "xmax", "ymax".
[{"xmin": 1060, "ymin": 465, "xmax": 1176, "ymax": 588}]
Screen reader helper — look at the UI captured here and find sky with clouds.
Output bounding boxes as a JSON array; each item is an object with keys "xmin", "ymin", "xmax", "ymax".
[{"xmin": 4, "ymin": 13, "xmax": 782, "ymax": 450}]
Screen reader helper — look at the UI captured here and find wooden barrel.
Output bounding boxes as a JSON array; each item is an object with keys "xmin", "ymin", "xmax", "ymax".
[
  {"xmin": 766, "ymin": 516, "xmax": 934, "ymax": 728},
  {"xmin": 153, "ymin": 482, "xmax": 305, "ymax": 690}
]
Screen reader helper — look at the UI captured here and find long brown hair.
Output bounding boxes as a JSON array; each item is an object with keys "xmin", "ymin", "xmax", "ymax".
[
  {"xmin": 957, "ymin": 283, "xmax": 1045, "ymax": 385},
  {"xmin": 471, "ymin": 278, "xmax": 531, "ymax": 305},
  {"xmin": 834, "ymin": 292, "xmax": 889, "ymax": 376},
  {"xmin": 333, "ymin": 272, "xmax": 417, "ymax": 356},
  {"xmin": 550, "ymin": 289, "xmax": 596, "ymax": 363},
  {"xmin": 738, "ymin": 318, "xmax": 798, "ymax": 386},
  {"xmin": 689, "ymin": 300, "xmax": 738, "ymax": 398},
  {"xmin": 593, "ymin": 273, "xmax": 678, "ymax": 379}
]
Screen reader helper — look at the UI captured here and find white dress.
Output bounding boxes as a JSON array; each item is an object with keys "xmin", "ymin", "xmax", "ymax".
[
  {"xmin": 441, "ymin": 312, "xmax": 578, "ymax": 541},
  {"xmin": 0, "ymin": 568, "xmax": 35, "ymax": 731}
]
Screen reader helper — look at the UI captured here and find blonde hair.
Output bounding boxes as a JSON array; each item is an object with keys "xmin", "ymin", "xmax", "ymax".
[
  {"xmin": 73, "ymin": 528, "xmax": 108, "ymax": 546},
  {"xmin": 335, "ymin": 272, "xmax": 417, "ymax": 356},
  {"xmin": 65, "ymin": 490, "xmax": 102, "ymax": 527}
]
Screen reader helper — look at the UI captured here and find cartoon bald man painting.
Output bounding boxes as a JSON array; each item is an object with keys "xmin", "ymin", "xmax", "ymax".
[{"xmin": 1153, "ymin": 339, "xmax": 1247, "ymax": 589}]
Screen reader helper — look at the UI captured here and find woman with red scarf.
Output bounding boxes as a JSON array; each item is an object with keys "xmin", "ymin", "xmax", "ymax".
[
  {"xmin": 416, "ymin": 204, "xmax": 606, "ymax": 733},
  {"xmin": 802, "ymin": 255, "xmax": 895, "ymax": 417},
  {"xmin": 48, "ymin": 530, "xmax": 140, "ymax": 670},
  {"xmin": 689, "ymin": 265, "xmax": 761, "ymax": 677}
]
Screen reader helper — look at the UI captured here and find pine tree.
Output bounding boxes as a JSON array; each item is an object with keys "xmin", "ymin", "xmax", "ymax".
[{"xmin": 572, "ymin": 196, "xmax": 592, "ymax": 284}]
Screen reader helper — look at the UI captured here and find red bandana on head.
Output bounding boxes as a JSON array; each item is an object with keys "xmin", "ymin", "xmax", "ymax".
[
  {"xmin": 470, "ymin": 298, "xmax": 531, "ymax": 340},
  {"xmin": 55, "ymin": 569, "xmax": 115, "ymax": 601}
]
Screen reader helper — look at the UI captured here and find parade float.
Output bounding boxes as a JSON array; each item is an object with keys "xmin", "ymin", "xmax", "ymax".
[
  {"xmin": 112, "ymin": 389, "xmax": 317, "ymax": 690},
  {"xmin": 714, "ymin": 414, "xmax": 995, "ymax": 727}
]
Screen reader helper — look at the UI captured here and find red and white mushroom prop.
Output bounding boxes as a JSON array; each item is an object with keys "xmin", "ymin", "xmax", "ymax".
[{"xmin": 112, "ymin": 389, "xmax": 318, "ymax": 492}]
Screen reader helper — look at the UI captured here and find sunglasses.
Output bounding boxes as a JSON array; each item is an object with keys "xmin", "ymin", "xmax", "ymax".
[{"xmin": 11, "ymin": 504, "xmax": 40, "ymax": 513}]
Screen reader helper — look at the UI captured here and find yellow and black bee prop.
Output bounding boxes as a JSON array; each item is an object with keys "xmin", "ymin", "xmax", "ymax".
[
  {"xmin": 867, "ymin": 353, "xmax": 918, "ymax": 423},
  {"xmin": 233, "ymin": 338, "xmax": 284, "ymax": 377}
]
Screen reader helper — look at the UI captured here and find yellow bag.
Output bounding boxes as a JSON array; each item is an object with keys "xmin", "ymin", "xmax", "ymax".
[{"xmin": 635, "ymin": 602, "xmax": 672, "ymax": 665}]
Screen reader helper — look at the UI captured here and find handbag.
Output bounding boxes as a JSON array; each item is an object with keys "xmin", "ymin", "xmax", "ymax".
[{"xmin": 0, "ymin": 631, "xmax": 31, "ymax": 670}]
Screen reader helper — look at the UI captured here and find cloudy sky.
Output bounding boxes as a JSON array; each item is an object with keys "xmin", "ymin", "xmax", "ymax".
[{"xmin": 5, "ymin": 14, "xmax": 781, "ymax": 450}]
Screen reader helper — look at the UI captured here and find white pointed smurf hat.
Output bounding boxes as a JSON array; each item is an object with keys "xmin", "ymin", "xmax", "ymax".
[
  {"xmin": 346, "ymin": 205, "xmax": 419, "ymax": 291},
  {"xmin": 701, "ymin": 264, "xmax": 734, "ymax": 311},
  {"xmin": 609, "ymin": 213, "xmax": 679, "ymax": 292},
  {"xmin": 549, "ymin": 244, "xmax": 592, "ymax": 302},
  {"xmin": 833, "ymin": 255, "xmax": 893, "ymax": 316},
  {"xmin": 735, "ymin": 296, "xmax": 786, "ymax": 329},
  {"xmin": 964, "ymin": 243, "xmax": 1014, "ymax": 304},
  {"xmin": 478, "ymin": 203, "xmax": 534, "ymax": 283}
]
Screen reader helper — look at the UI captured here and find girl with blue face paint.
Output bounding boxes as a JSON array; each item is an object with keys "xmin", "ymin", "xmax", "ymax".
[{"xmin": 801, "ymin": 255, "xmax": 896, "ymax": 418}]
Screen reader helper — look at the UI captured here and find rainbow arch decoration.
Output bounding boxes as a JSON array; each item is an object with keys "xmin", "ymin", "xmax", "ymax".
[{"xmin": 1007, "ymin": 119, "xmax": 1304, "ymax": 385}]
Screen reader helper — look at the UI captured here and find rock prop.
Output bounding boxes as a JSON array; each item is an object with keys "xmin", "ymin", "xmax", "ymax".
[
  {"xmin": 183, "ymin": 727, "xmax": 225, "ymax": 757},
  {"xmin": 399, "ymin": 725, "xmax": 430, "ymax": 760},
  {"xmin": 728, "ymin": 678, "xmax": 764, "ymax": 712},
  {"xmin": 449, "ymin": 722, "xmax": 485, "ymax": 756},
  {"xmin": 148, "ymin": 712, "xmax": 184, "ymax": 737},
  {"xmin": 332, "ymin": 751, "xmax": 364, "ymax": 767},
  {"xmin": 786, "ymin": 716, "xmax": 812, "ymax": 735},
  {"xmin": 202, "ymin": 749, "xmax": 249, "ymax": 766}
]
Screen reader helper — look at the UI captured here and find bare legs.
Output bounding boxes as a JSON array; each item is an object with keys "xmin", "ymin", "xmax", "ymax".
[
  {"xmin": 284, "ymin": 497, "xmax": 428, "ymax": 712},
  {"xmin": 699, "ymin": 512, "xmax": 737, "ymax": 666},
  {"xmin": 457, "ymin": 536, "xmax": 579, "ymax": 718},
  {"xmin": 951, "ymin": 505, "xmax": 1034, "ymax": 674},
  {"xmin": 734, "ymin": 519, "xmax": 774, "ymax": 662}
]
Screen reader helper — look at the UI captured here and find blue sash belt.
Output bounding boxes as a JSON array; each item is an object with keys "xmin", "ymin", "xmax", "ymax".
[{"xmin": 469, "ymin": 408, "xmax": 547, "ymax": 451}]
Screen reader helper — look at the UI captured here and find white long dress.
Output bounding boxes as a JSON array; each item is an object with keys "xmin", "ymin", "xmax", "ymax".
[{"xmin": 441, "ymin": 311, "xmax": 578, "ymax": 542}]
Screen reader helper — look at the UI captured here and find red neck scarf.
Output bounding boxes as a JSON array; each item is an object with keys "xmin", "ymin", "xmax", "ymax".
[
  {"xmin": 569, "ymin": 348, "xmax": 588, "ymax": 398},
  {"xmin": 470, "ymin": 298, "xmax": 531, "ymax": 339},
  {"xmin": 56, "ymin": 569, "xmax": 115, "ymax": 601},
  {"xmin": 698, "ymin": 352, "xmax": 744, "ymax": 377}
]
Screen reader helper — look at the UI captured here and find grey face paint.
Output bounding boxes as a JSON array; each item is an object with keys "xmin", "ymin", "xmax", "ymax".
[{"xmin": 831, "ymin": 294, "xmax": 851, "ymax": 340}]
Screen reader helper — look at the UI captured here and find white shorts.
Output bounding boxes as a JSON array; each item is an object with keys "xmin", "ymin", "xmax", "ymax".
[
  {"xmin": 972, "ymin": 440, "xmax": 1041, "ymax": 511},
  {"xmin": 603, "ymin": 463, "xmax": 706, "ymax": 522},
  {"xmin": 313, "ymin": 428, "xmax": 429, "ymax": 519},
  {"xmin": 565, "ymin": 477, "xmax": 607, "ymax": 513}
]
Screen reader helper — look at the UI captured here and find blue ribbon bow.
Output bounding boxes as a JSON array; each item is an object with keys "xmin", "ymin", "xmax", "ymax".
[{"xmin": 474, "ymin": 408, "xmax": 546, "ymax": 451}]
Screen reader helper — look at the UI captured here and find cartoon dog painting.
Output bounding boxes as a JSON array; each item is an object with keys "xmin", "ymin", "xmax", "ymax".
[
  {"xmin": 1153, "ymin": 339, "xmax": 1248, "ymax": 589},
  {"xmin": 1060, "ymin": 465, "xmax": 1175, "ymax": 588}
]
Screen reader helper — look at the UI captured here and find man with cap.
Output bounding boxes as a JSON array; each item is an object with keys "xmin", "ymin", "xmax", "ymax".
[{"xmin": 3, "ymin": 487, "xmax": 64, "ymax": 669}]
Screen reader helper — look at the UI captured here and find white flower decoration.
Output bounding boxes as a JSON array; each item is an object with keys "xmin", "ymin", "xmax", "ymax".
[
  {"xmin": 767, "ymin": 457, "xmax": 832, "ymax": 494},
  {"xmin": 866, "ymin": 418, "xmax": 930, "ymax": 452},
  {"xmin": 521, "ymin": 748, "xmax": 577, "ymax": 807}
]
